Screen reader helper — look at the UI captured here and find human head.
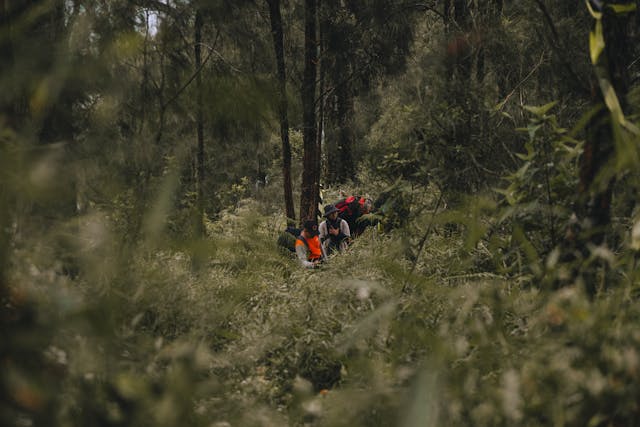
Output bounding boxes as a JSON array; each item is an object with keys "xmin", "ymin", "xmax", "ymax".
[
  {"xmin": 361, "ymin": 198, "xmax": 373, "ymax": 214},
  {"xmin": 302, "ymin": 219, "xmax": 319, "ymax": 236},
  {"xmin": 323, "ymin": 204, "xmax": 340, "ymax": 220}
]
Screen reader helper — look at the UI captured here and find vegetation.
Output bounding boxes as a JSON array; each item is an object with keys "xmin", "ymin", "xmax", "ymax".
[{"xmin": 2, "ymin": 1, "xmax": 640, "ymax": 426}]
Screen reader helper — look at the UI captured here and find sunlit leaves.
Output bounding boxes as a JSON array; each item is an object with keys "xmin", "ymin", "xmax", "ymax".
[{"xmin": 589, "ymin": 18, "xmax": 605, "ymax": 64}]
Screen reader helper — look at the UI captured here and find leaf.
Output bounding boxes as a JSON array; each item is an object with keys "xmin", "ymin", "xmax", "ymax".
[
  {"xmin": 514, "ymin": 162, "xmax": 532, "ymax": 180},
  {"xmin": 569, "ymin": 104, "xmax": 604, "ymax": 137},
  {"xmin": 585, "ymin": 0, "xmax": 603, "ymax": 19},
  {"xmin": 589, "ymin": 19, "xmax": 605, "ymax": 64},
  {"xmin": 523, "ymin": 101, "xmax": 558, "ymax": 117},
  {"xmin": 608, "ymin": 3, "xmax": 637, "ymax": 14},
  {"xmin": 494, "ymin": 186, "xmax": 518, "ymax": 206},
  {"xmin": 598, "ymin": 76, "xmax": 625, "ymax": 124},
  {"xmin": 526, "ymin": 123, "xmax": 543, "ymax": 140}
]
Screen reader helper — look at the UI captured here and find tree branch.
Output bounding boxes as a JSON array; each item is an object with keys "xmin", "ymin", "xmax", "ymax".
[
  {"xmin": 402, "ymin": 188, "xmax": 445, "ymax": 294},
  {"xmin": 531, "ymin": 0, "xmax": 590, "ymax": 96},
  {"xmin": 161, "ymin": 31, "xmax": 221, "ymax": 110}
]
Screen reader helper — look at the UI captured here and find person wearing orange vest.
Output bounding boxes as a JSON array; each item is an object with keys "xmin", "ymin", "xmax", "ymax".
[{"xmin": 295, "ymin": 219, "xmax": 326, "ymax": 268}]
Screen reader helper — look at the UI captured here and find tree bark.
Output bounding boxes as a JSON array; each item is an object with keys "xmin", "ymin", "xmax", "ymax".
[
  {"xmin": 336, "ymin": 76, "xmax": 355, "ymax": 182},
  {"xmin": 453, "ymin": 0, "xmax": 472, "ymax": 81},
  {"xmin": 316, "ymin": 20, "xmax": 325, "ymax": 201},
  {"xmin": 194, "ymin": 8, "xmax": 205, "ymax": 237},
  {"xmin": 267, "ymin": 0, "xmax": 295, "ymax": 222},
  {"xmin": 0, "ymin": 0, "xmax": 11, "ymax": 295},
  {"xmin": 299, "ymin": 0, "xmax": 319, "ymax": 222}
]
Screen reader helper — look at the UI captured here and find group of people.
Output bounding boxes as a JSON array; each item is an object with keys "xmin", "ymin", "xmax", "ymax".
[{"xmin": 295, "ymin": 197, "xmax": 373, "ymax": 268}]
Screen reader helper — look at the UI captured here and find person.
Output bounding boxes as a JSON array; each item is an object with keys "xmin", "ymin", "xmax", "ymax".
[
  {"xmin": 295, "ymin": 219, "xmax": 326, "ymax": 268},
  {"xmin": 319, "ymin": 204, "xmax": 350, "ymax": 255},
  {"xmin": 337, "ymin": 196, "xmax": 373, "ymax": 237}
]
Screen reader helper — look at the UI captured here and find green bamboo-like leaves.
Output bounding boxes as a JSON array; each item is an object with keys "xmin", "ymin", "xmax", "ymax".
[
  {"xmin": 589, "ymin": 18, "xmax": 604, "ymax": 65},
  {"xmin": 587, "ymin": 0, "xmax": 640, "ymax": 138}
]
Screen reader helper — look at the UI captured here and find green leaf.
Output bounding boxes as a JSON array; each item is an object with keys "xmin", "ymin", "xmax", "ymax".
[
  {"xmin": 569, "ymin": 105, "xmax": 604, "ymax": 137},
  {"xmin": 524, "ymin": 101, "xmax": 558, "ymax": 117},
  {"xmin": 514, "ymin": 162, "xmax": 531, "ymax": 180},
  {"xmin": 608, "ymin": 3, "xmax": 637, "ymax": 14},
  {"xmin": 598, "ymin": 76, "xmax": 625, "ymax": 124},
  {"xmin": 527, "ymin": 123, "xmax": 542, "ymax": 141},
  {"xmin": 589, "ymin": 19, "xmax": 605, "ymax": 64}
]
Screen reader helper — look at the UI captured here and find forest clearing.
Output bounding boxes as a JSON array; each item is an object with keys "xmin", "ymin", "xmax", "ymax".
[{"xmin": 2, "ymin": 1, "xmax": 640, "ymax": 426}]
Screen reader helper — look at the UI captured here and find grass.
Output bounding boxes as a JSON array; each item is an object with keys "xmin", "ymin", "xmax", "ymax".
[{"xmin": 4, "ymin": 191, "xmax": 640, "ymax": 427}]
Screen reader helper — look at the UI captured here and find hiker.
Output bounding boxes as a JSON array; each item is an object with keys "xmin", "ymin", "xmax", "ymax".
[
  {"xmin": 319, "ymin": 204, "xmax": 351, "ymax": 255},
  {"xmin": 295, "ymin": 219, "xmax": 326, "ymax": 268},
  {"xmin": 335, "ymin": 196, "xmax": 374, "ymax": 237}
]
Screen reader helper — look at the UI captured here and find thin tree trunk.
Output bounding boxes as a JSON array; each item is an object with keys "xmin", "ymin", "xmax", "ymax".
[
  {"xmin": 336, "ymin": 76, "xmax": 355, "ymax": 182},
  {"xmin": 299, "ymin": 0, "xmax": 319, "ymax": 222},
  {"xmin": 0, "ymin": 0, "xmax": 12, "ymax": 295},
  {"xmin": 316, "ymin": 20, "xmax": 325, "ymax": 204},
  {"xmin": 453, "ymin": 0, "xmax": 472, "ymax": 81},
  {"xmin": 140, "ymin": 9, "xmax": 150, "ymax": 134},
  {"xmin": 267, "ymin": 0, "xmax": 295, "ymax": 222},
  {"xmin": 194, "ymin": 8, "xmax": 205, "ymax": 237}
]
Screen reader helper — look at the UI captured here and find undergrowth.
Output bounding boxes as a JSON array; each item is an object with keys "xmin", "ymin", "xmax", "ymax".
[{"xmin": 4, "ymin": 191, "xmax": 640, "ymax": 427}]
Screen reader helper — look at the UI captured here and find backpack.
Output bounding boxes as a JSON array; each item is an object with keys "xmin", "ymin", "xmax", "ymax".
[
  {"xmin": 334, "ymin": 196, "xmax": 362, "ymax": 219},
  {"xmin": 334, "ymin": 196, "xmax": 373, "ymax": 237},
  {"xmin": 277, "ymin": 226, "xmax": 308, "ymax": 252}
]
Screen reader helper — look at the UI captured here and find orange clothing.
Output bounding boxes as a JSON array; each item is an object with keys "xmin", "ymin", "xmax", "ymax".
[{"xmin": 295, "ymin": 235, "xmax": 323, "ymax": 260}]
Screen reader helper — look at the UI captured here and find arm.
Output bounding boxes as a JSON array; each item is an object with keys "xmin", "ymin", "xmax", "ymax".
[
  {"xmin": 318, "ymin": 221, "xmax": 328, "ymax": 243},
  {"xmin": 295, "ymin": 244, "xmax": 316, "ymax": 268},
  {"xmin": 340, "ymin": 219, "xmax": 351, "ymax": 238}
]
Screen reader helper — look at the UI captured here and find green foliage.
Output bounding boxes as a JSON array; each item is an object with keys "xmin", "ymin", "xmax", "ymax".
[
  {"xmin": 3, "ymin": 1, "xmax": 640, "ymax": 427},
  {"xmin": 496, "ymin": 102, "xmax": 581, "ymax": 258}
]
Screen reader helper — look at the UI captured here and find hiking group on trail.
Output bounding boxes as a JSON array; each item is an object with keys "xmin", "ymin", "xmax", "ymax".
[{"xmin": 282, "ymin": 195, "xmax": 374, "ymax": 269}]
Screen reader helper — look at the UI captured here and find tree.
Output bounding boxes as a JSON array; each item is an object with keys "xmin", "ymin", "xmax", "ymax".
[
  {"xmin": 320, "ymin": 0, "xmax": 417, "ymax": 184},
  {"xmin": 299, "ymin": 0, "xmax": 320, "ymax": 222},
  {"xmin": 195, "ymin": 7, "xmax": 205, "ymax": 236},
  {"xmin": 267, "ymin": 0, "xmax": 295, "ymax": 222}
]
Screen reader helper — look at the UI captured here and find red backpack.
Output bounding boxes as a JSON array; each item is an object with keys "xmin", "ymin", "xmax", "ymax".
[{"xmin": 334, "ymin": 196, "xmax": 363, "ymax": 218}]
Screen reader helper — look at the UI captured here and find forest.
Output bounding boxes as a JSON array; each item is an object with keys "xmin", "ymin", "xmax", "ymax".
[{"xmin": 2, "ymin": 0, "xmax": 640, "ymax": 426}]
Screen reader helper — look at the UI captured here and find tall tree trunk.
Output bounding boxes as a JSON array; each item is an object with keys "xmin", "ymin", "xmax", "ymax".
[
  {"xmin": 299, "ymin": 0, "xmax": 319, "ymax": 222},
  {"xmin": 443, "ymin": 0, "xmax": 454, "ymax": 89},
  {"xmin": 0, "ymin": 0, "xmax": 15, "ymax": 124},
  {"xmin": 267, "ymin": 0, "xmax": 295, "ymax": 222},
  {"xmin": 316, "ymin": 20, "xmax": 325, "ymax": 202},
  {"xmin": 336, "ymin": 76, "xmax": 355, "ymax": 182},
  {"xmin": 0, "ymin": 0, "xmax": 12, "ymax": 295},
  {"xmin": 453, "ymin": 0, "xmax": 472, "ymax": 82},
  {"xmin": 569, "ymin": 1, "xmax": 635, "ymax": 294},
  {"xmin": 194, "ymin": 8, "xmax": 205, "ymax": 237},
  {"xmin": 140, "ymin": 9, "xmax": 150, "ymax": 134},
  {"xmin": 321, "ymin": 1, "xmax": 355, "ymax": 186}
]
